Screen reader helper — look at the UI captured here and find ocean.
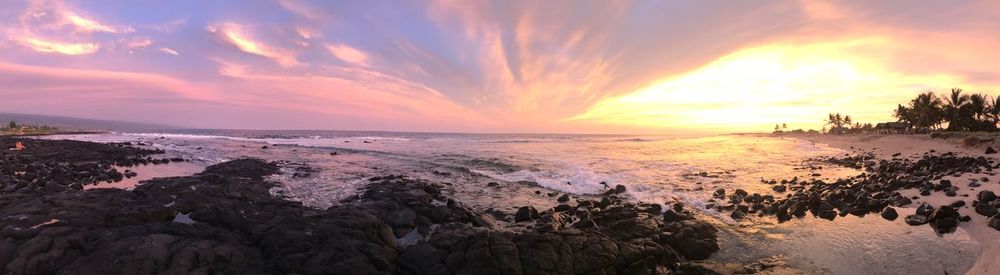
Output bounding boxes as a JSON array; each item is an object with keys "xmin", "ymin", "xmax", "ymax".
[{"xmin": 42, "ymin": 130, "xmax": 984, "ymax": 274}]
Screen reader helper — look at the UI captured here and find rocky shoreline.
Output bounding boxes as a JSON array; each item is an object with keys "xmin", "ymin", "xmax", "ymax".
[
  {"xmin": 708, "ymin": 147, "xmax": 1000, "ymax": 234},
  {"xmin": 0, "ymin": 138, "xmax": 724, "ymax": 274}
]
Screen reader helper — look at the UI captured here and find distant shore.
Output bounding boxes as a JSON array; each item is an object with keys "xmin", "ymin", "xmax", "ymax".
[{"xmin": 0, "ymin": 130, "xmax": 107, "ymax": 137}]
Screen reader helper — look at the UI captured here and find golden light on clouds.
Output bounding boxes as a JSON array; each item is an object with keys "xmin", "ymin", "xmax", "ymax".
[
  {"xmin": 17, "ymin": 37, "xmax": 99, "ymax": 55},
  {"xmin": 207, "ymin": 23, "xmax": 299, "ymax": 67},
  {"xmin": 65, "ymin": 13, "xmax": 121, "ymax": 33},
  {"xmin": 571, "ymin": 38, "xmax": 965, "ymax": 132}
]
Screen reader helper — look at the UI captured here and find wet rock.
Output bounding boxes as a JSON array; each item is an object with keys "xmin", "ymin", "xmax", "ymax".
[
  {"xmin": 730, "ymin": 208, "xmax": 747, "ymax": 220},
  {"xmin": 975, "ymin": 204, "xmax": 998, "ymax": 217},
  {"xmin": 771, "ymin": 185, "xmax": 786, "ymax": 192},
  {"xmin": 990, "ymin": 216, "xmax": 1000, "ymax": 231},
  {"xmin": 987, "ymin": 147, "xmax": 997, "ymax": 154},
  {"xmin": 949, "ymin": 200, "xmax": 966, "ymax": 208},
  {"xmin": 710, "ymin": 189, "xmax": 726, "ymax": 200},
  {"xmin": 905, "ymin": 215, "xmax": 929, "ymax": 226},
  {"xmin": 881, "ymin": 207, "xmax": 898, "ymax": 221},
  {"xmin": 556, "ymin": 194, "xmax": 570, "ymax": 203},
  {"xmin": 978, "ymin": 190, "xmax": 997, "ymax": 202},
  {"xmin": 553, "ymin": 204, "xmax": 574, "ymax": 212},
  {"xmin": 916, "ymin": 203, "xmax": 935, "ymax": 216},
  {"xmin": 930, "ymin": 206, "xmax": 960, "ymax": 233},
  {"xmin": 817, "ymin": 210, "xmax": 837, "ymax": 221}
]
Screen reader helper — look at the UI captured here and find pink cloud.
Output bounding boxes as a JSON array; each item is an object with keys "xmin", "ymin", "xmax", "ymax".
[
  {"xmin": 157, "ymin": 47, "xmax": 179, "ymax": 56},
  {"xmin": 15, "ymin": 36, "xmax": 98, "ymax": 55},
  {"xmin": 206, "ymin": 22, "xmax": 300, "ymax": 67},
  {"xmin": 325, "ymin": 44, "xmax": 368, "ymax": 66}
]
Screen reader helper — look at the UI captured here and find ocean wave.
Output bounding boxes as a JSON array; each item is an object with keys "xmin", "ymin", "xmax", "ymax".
[{"xmin": 474, "ymin": 167, "xmax": 621, "ymax": 195}]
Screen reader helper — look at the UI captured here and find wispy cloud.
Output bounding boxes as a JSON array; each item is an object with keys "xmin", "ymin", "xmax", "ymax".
[
  {"xmin": 158, "ymin": 47, "xmax": 179, "ymax": 56},
  {"xmin": 325, "ymin": 44, "xmax": 368, "ymax": 66},
  {"xmin": 16, "ymin": 36, "xmax": 98, "ymax": 55},
  {"xmin": 0, "ymin": 0, "xmax": 998, "ymax": 132},
  {"xmin": 277, "ymin": 0, "xmax": 321, "ymax": 20},
  {"xmin": 65, "ymin": 13, "xmax": 130, "ymax": 33},
  {"xmin": 206, "ymin": 22, "xmax": 299, "ymax": 67}
]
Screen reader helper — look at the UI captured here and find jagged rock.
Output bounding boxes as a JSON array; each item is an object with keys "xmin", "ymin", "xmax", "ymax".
[
  {"xmin": 514, "ymin": 206, "xmax": 539, "ymax": 222},
  {"xmin": 0, "ymin": 139, "xmax": 722, "ymax": 274}
]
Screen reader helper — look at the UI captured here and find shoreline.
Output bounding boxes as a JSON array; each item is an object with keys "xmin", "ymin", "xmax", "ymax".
[
  {"xmin": 7, "ymin": 133, "xmax": 1000, "ymax": 274},
  {"xmin": 776, "ymin": 133, "xmax": 1000, "ymax": 275},
  {"xmin": 0, "ymin": 130, "xmax": 108, "ymax": 137},
  {"xmin": 0, "ymin": 137, "xmax": 728, "ymax": 274}
]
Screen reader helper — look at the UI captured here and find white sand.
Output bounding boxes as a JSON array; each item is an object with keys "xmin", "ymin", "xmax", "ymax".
[{"xmin": 789, "ymin": 133, "xmax": 1000, "ymax": 275}]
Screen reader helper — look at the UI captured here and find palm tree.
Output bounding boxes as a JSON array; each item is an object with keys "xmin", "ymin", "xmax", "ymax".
[
  {"xmin": 943, "ymin": 88, "xmax": 969, "ymax": 130},
  {"xmin": 969, "ymin": 93, "xmax": 989, "ymax": 121},
  {"xmin": 966, "ymin": 93, "xmax": 992, "ymax": 131},
  {"xmin": 989, "ymin": 95, "xmax": 1000, "ymax": 125},
  {"xmin": 843, "ymin": 115, "xmax": 852, "ymax": 127}
]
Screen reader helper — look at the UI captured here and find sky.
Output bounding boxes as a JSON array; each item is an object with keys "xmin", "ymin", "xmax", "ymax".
[{"xmin": 1, "ymin": 0, "xmax": 999, "ymax": 134}]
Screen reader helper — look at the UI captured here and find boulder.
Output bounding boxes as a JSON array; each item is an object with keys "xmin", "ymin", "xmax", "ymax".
[{"xmin": 881, "ymin": 207, "xmax": 898, "ymax": 221}]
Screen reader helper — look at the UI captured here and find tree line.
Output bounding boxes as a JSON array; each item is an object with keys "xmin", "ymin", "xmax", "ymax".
[{"xmin": 894, "ymin": 88, "xmax": 999, "ymax": 132}]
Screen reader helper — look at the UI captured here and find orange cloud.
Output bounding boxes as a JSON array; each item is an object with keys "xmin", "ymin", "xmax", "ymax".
[{"xmin": 571, "ymin": 38, "xmax": 994, "ymax": 132}]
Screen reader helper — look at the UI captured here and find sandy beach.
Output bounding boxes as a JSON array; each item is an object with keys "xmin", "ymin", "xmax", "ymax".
[{"xmin": 786, "ymin": 133, "xmax": 1000, "ymax": 275}]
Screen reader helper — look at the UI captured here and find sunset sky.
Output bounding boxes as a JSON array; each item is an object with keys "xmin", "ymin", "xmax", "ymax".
[{"xmin": 1, "ymin": 0, "xmax": 999, "ymax": 134}]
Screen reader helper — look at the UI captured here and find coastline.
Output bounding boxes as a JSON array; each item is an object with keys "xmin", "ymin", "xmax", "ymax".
[
  {"xmin": 0, "ymin": 137, "xmax": 726, "ymax": 274},
  {"xmin": 0, "ymin": 130, "xmax": 108, "ymax": 137},
  {"xmin": 7, "ymin": 132, "xmax": 1000, "ymax": 274},
  {"xmin": 779, "ymin": 133, "xmax": 1000, "ymax": 275}
]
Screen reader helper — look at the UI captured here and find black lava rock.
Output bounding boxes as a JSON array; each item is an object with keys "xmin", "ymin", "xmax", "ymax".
[
  {"xmin": 515, "ymin": 206, "xmax": 540, "ymax": 222},
  {"xmin": 975, "ymin": 204, "xmax": 999, "ymax": 217},
  {"xmin": 905, "ymin": 214, "xmax": 929, "ymax": 226},
  {"xmin": 556, "ymin": 194, "xmax": 570, "ymax": 203},
  {"xmin": 978, "ymin": 190, "xmax": 997, "ymax": 202},
  {"xmin": 881, "ymin": 207, "xmax": 898, "ymax": 221}
]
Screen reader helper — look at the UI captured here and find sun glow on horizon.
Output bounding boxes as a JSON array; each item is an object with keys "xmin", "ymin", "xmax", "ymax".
[{"xmin": 571, "ymin": 38, "xmax": 966, "ymax": 132}]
